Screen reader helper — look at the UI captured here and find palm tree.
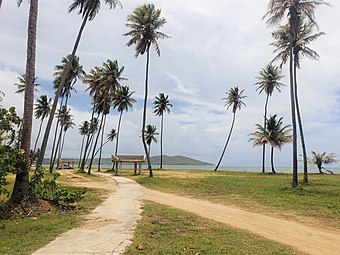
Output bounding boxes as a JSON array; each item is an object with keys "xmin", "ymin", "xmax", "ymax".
[
  {"xmin": 271, "ymin": 20, "xmax": 325, "ymax": 184},
  {"xmin": 112, "ymin": 85, "xmax": 136, "ymax": 157},
  {"xmin": 124, "ymin": 3, "xmax": 169, "ymax": 177},
  {"xmin": 58, "ymin": 116, "xmax": 75, "ymax": 162},
  {"xmin": 215, "ymin": 87, "xmax": 246, "ymax": 171},
  {"xmin": 153, "ymin": 93, "xmax": 172, "ymax": 169},
  {"xmin": 36, "ymin": 0, "xmax": 122, "ymax": 171},
  {"xmin": 255, "ymin": 64, "xmax": 284, "ymax": 173},
  {"xmin": 14, "ymin": 74, "xmax": 40, "ymax": 94},
  {"xmin": 33, "ymin": 95, "xmax": 51, "ymax": 153},
  {"xmin": 308, "ymin": 151, "xmax": 337, "ymax": 174},
  {"xmin": 144, "ymin": 124, "xmax": 158, "ymax": 156},
  {"xmin": 249, "ymin": 115, "xmax": 292, "ymax": 173},
  {"xmin": 11, "ymin": 0, "xmax": 39, "ymax": 203},
  {"xmin": 93, "ymin": 128, "xmax": 117, "ymax": 159},
  {"xmin": 78, "ymin": 120, "xmax": 90, "ymax": 168},
  {"xmin": 263, "ymin": 0, "xmax": 329, "ymax": 188}
]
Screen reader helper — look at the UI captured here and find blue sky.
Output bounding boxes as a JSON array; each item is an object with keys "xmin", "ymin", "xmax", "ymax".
[{"xmin": 0, "ymin": 0, "xmax": 339, "ymax": 170}]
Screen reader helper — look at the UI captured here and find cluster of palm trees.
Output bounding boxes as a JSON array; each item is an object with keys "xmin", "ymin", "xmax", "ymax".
[{"xmin": 259, "ymin": 0, "xmax": 329, "ymax": 187}]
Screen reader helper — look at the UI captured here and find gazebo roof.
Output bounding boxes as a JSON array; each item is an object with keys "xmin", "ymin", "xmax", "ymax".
[{"xmin": 111, "ymin": 154, "xmax": 146, "ymax": 163}]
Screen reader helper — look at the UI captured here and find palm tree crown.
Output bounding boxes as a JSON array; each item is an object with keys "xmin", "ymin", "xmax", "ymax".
[
  {"xmin": 34, "ymin": 95, "xmax": 51, "ymax": 120},
  {"xmin": 112, "ymin": 85, "xmax": 136, "ymax": 112},
  {"xmin": 144, "ymin": 124, "xmax": 158, "ymax": 146},
  {"xmin": 123, "ymin": 3, "xmax": 170, "ymax": 57},
  {"xmin": 255, "ymin": 64, "xmax": 284, "ymax": 96},
  {"xmin": 223, "ymin": 86, "xmax": 246, "ymax": 113},
  {"xmin": 153, "ymin": 93, "xmax": 172, "ymax": 116},
  {"xmin": 14, "ymin": 74, "xmax": 40, "ymax": 94}
]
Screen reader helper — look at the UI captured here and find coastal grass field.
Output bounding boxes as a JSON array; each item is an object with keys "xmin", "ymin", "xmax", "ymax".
[
  {"xmin": 129, "ymin": 169, "xmax": 340, "ymax": 229},
  {"xmin": 0, "ymin": 172, "xmax": 110, "ymax": 255}
]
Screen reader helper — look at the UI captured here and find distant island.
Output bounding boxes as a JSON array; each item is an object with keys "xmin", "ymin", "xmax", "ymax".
[{"xmin": 43, "ymin": 155, "xmax": 213, "ymax": 166}]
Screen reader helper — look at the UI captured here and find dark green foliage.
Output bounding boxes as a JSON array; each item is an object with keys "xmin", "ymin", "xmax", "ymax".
[{"xmin": 30, "ymin": 169, "xmax": 85, "ymax": 206}]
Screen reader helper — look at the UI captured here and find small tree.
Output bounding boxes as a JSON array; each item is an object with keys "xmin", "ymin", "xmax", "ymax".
[{"xmin": 308, "ymin": 151, "xmax": 337, "ymax": 174}]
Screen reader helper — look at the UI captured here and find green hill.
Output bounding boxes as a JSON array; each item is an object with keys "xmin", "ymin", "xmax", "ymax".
[{"xmin": 150, "ymin": 155, "xmax": 213, "ymax": 166}]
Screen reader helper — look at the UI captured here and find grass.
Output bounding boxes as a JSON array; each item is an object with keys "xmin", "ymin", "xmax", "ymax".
[
  {"xmin": 0, "ymin": 171, "xmax": 110, "ymax": 255},
  {"xmin": 130, "ymin": 170, "xmax": 340, "ymax": 229},
  {"xmin": 125, "ymin": 201, "xmax": 301, "ymax": 255}
]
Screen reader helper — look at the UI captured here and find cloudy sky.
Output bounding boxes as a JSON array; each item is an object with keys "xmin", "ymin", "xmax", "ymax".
[{"xmin": 0, "ymin": 0, "xmax": 339, "ymax": 170}]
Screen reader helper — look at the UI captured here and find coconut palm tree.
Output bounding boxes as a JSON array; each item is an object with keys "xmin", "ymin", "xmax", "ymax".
[
  {"xmin": 10, "ymin": 0, "xmax": 39, "ymax": 203},
  {"xmin": 124, "ymin": 3, "xmax": 169, "ymax": 177},
  {"xmin": 215, "ymin": 87, "xmax": 246, "ymax": 171},
  {"xmin": 58, "ymin": 116, "xmax": 75, "ymax": 162},
  {"xmin": 93, "ymin": 128, "xmax": 117, "ymax": 159},
  {"xmin": 249, "ymin": 115, "xmax": 292, "ymax": 173},
  {"xmin": 308, "ymin": 151, "xmax": 337, "ymax": 174},
  {"xmin": 33, "ymin": 95, "xmax": 51, "ymax": 153},
  {"xmin": 255, "ymin": 64, "xmax": 284, "ymax": 173},
  {"xmin": 144, "ymin": 124, "xmax": 158, "ymax": 156},
  {"xmin": 36, "ymin": 0, "xmax": 122, "ymax": 171},
  {"xmin": 14, "ymin": 74, "xmax": 40, "ymax": 94},
  {"xmin": 78, "ymin": 120, "xmax": 90, "ymax": 168},
  {"xmin": 263, "ymin": 0, "xmax": 329, "ymax": 188},
  {"xmin": 271, "ymin": 20, "xmax": 325, "ymax": 184},
  {"xmin": 112, "ymin": 85, "xmax": 136, "ymax": 157},
  {"xmin": 153, "ymin": 93, "xmax": 172, "ymax": 169}
]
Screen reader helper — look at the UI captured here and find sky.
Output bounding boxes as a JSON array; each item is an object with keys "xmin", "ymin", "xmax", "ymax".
[{"xmin": 0, "ymin": 0, "xmax": 339, "ymax": 170}]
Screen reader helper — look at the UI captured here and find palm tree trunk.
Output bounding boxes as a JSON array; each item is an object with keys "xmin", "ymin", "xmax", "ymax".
[
  {"xmin": 262, "ymin": 94, "xmax": 270, "ymax": 173},
  {"xmin": 11, "ymin": 0, "xmax": 38, "ymax": 203},
  {"xmin": 98, "ymin": 114, "xmax": 107, "ymax": 171},
  {"xmin": 78, "ymin": 135, "xmax": 85, "ymax": 168},
  {"xmin": 80, "ymin": 108, "xmax": 95, "ymax": 171},
  {"xmin": 36, "ymin": 12, "xmax": 89, "ymax": 170},
  {"xmin": 48, "ymin": 118, "xmax": 60, "ymax": 171},
  {"xmin": 142, "ymin": 48, "xmax": 153, "ymax": 177},
  {"xmin": 214, "ymin": 112, "xmax": 236, "ymax": 171},
  {"xmin": 160, "ymin": 113, "xmax": 164, "ymax": 169},
  {"xmin": 33, "ymin": 119, "xmax": 43, "ymax": 153},
  {"xmin": 59, "ymin": 130, "xmax": 67, "ymax": 161},
  {"xmin": 115, "ymin": 111, "xmax": 123, "ymax": 156},
  {"xmin": 271, "ymin": 146, "xmax": 276, "ymax": 173},
  {"xmin": 88, "ymin": 112, "xmax": 104, "ymax": 174},
  {"xmin": 289, "ymin": 45, "xmax": 298, "ymax": 188},
  {"xmin": 293, "ymin": 58, "xmax": 308, "ymax": 184},
  {"xmin": 50, "ymin": 124, "xmax": 63, "ymax": 173}
]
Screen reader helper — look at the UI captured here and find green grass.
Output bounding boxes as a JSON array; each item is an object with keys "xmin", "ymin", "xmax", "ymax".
[
  {"xmin": 125, "ymin": 201, "xmax": 301, "ymax": 255},
  {"xmin": 0, "ymin": 172, "xmax": 110, "ymax": 255},
  {"xmin": 131, "ymin": 170, "xmax": 340, "ymax": 228}
]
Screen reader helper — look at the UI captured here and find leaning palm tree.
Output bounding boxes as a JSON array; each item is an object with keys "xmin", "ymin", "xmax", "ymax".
[
  {"xmin": 250, "ymin": 115, "xmax": 292, "ymax": 173},
  {"xmin": 124, "ymin": 3, "xmax": 169, "ymax": 177},
  {"xmin": 215, "ymin": 87, "xmax": 246, "ymax": 171},
  {"xmin": 144, "ymin": 124, "xmax": 158, "ymax": 157},
  {"xmin": 263, "ymin": 0, "xmax": 329, "ymax": 188},
  {"xmin": 308, "ymin": 151, "xmax": 337, "ymax": 174},
  {"xmin": 33, "ymin": 95, "xmax": 51, "ymax": 153},
  {"xmin": 36, "ymin": 0, "xmax": 122, "ymax": 171},
  {"xmin": 255, "ymin": 64, "xmax": 284, "ymax": 173},
  {"xmin": 153, "ymin": 93, "xmax": 172, "ymax": 169},
  {"xmin": 10, "ymin": 0, "xmax": 39, "ymax": 203},
  {"xmin": 14, "ymin": 74, "xmax": 40, "ymax": 94},
  {"xmin": 112, "ymin": 85, "xmax": 136, "ymax": 157}
]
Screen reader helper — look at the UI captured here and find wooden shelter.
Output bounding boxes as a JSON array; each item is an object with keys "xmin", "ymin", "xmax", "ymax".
[
  {"xmin": 111, "ymin": 154, "xmax": 146, "ymax": 176},
  {"xmin": 57, "ymin": 159, "xmax": 76, "ymax": 169}
]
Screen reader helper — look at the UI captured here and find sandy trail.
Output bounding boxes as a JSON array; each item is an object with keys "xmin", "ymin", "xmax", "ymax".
[{"xmin": 142, "ymin": 187, "xmax": 340, "ymax": 255}]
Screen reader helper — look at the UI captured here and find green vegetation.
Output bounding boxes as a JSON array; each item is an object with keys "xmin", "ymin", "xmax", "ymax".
[
  {"xmin": 0, "ymin": 173, "xmax": 110, "ymax": 255},
  {"xmin": 125, "ymin": 201, "xmax": 300, "ymax": 255},
  {"xmin": 131, "ymin": 170, "xmax": 340, "ymax": 229}
]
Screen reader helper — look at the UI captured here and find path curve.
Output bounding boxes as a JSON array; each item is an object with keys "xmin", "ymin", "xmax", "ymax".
[
  {"xmin": 33, "ymin": 175, "xmax": 142, "ymax": 255},
  {"xmin": 142, "ymin": 187, "xmax": 340, "ymax": 255}
]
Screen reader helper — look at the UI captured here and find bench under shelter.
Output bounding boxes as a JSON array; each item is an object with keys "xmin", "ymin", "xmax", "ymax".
[{"xmin": 111, "ymin": 154, "xmax": 146, "ymax": 176}]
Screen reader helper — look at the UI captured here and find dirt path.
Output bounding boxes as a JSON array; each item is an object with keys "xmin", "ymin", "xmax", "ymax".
[{"xmin": 142, "ymin": 187, "xmax": 340, "ymax": 255}]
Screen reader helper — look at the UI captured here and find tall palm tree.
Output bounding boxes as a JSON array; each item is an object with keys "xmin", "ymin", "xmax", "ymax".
[
  {"xmin": 33, "ymin": 95, "xmax": 51, "ymax": 153},
  {"xmin": 255, "ymin": 64, "xmax": 284, "ymax": 173},
  {"xmin": 124, "ymin": 3, "xmax": 169, "ymax": 177},
  {"xmin": 144, "ymin": 124, "xmax": 158, "ymax": 156},
  {"xmin": 78, "ymin": 120, "xmax": 90, "ymax": 168},
  {"xmin": 263, "ymin": 0, "xmax": 329, "ymax": 188},
  {"xmin": 308, "ymin": 151, "xmax": 337, "ymax": 174},
  {"xmin": 58, "ymin": 116, "xmax": 75, "ymax": 161},
  {"xmin": 271, "ymin": 20, "xmax": 325, "ymax": 184},
  {"xmin": 11, "ymin": 0, "xmax": 39, "ymax": 203},
  {"xmin": 153, "ymin": 93, "xmax": 172, "ymax": 169},
  {"xmin": 14, "ymin": 74, "xmax": 40, "ymax": 94},
  {"xmin": 112, "ymin": 85, "xmax": 136, "ymax": 156},
  {"xmin": 215, "ymin": 87, "xmax": 246, "ymax": 171},
  {"xmin": 249, "ymin": 115, "xmax": 292, "ymax": 173},
  {"xmin": 36, "ymin": 0, "xmax": 121, "ymax": 171},
  {"xmin": 93, "ymin": 128, "xmax": 117, "ymax": 158}
]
